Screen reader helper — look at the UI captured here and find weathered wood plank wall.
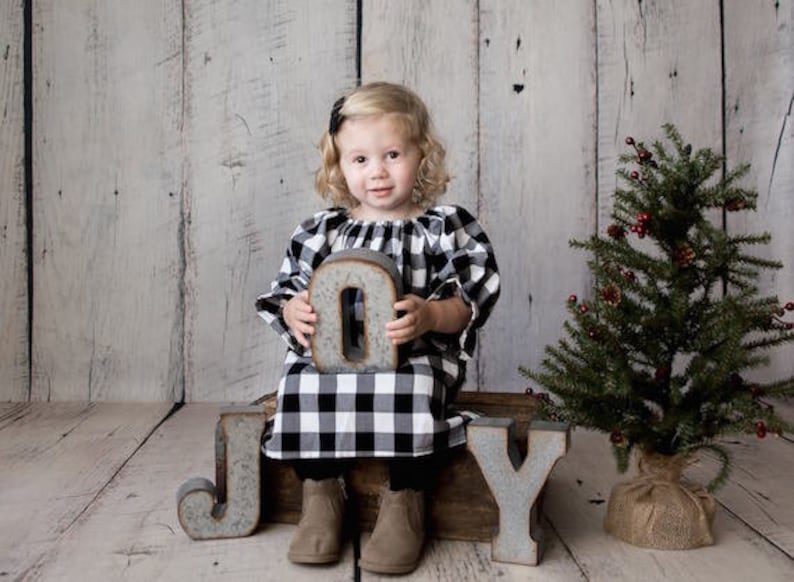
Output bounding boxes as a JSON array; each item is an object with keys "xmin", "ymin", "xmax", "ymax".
[
  {"xmin": 724, "ymin": 0, "xmax": 794, "ymax": 382},
  {"xmin": 478, "ymin": 0, "xmax": 596, "ymax": 392},
  {"xmin": 596, "ymin": 0, "xmax": 724, "ymax": 224},
  {"xmin": 0, "ymin": 0, "xmax": 791, "ymax": 402},
  {"xmin": 0, "ymin": 0, "xmax": 28, "ymax": 401},
  {"xmin": 182, "ymin": 0, "xmax": 357, "ymax": 402},
  {"xmin": 31, "ymin": 1, "xmax": 184, "ymax": 401}
]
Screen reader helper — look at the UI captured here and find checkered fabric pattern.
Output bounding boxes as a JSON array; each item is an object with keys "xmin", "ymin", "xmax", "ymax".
[{"xmin": 256, "ymin": 205, "xmax": 500, "ymax": 459}]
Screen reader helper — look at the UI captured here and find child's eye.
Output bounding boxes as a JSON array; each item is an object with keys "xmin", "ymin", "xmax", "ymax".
[
  {"xmin": 353, "ymin": 155, "xmax": 366, "ymax": 164},
  {"xmin": 387, "ymin": 151, "xmax": 400, "ymax": 160}
]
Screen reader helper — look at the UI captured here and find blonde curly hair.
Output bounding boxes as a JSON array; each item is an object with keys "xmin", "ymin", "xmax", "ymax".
[{"xmin": 315, "ymin": 82, "xmax": 450, "ymax": 209}]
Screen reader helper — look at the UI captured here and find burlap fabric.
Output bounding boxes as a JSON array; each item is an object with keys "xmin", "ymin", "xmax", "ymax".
[{"xmin": 604, "ymin": 451, "xmax": 716, "ymax": 550}]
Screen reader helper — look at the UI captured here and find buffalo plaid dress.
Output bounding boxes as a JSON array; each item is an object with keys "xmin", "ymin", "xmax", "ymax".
[{"xmin": 256, "ymin": 205, "xmax": 500, "ymax": 460}]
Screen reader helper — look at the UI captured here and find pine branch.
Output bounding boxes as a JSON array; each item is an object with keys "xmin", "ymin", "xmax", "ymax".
[{"xmin": 688, "ymin": 444, "xmax": 731, "ymax": 492}]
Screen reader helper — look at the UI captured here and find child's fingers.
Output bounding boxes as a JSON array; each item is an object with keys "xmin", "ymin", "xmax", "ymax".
[
  {"xmin": 285, "ymin": 294, "xmax": 317, "ymax": 326},
  {"xmin": 293, "ymin": 319, "xmax": 315, "ymax": 337},
  {"xmin": 394, "ymin": 294, "xmax": 422, "ymax": 312},
  {"xmin": 393, "ymin": 299, "xmax": 410, "ymax": 312},
  {"xmin": 386, "ymin": 315, "xmax": 417, "ymax": 345},
  {"xmin": 293, "ymin": 321, "xmax": 316, "ymax": 348},
  {"xmin": 386, "ymin": 310, "xmax": 417, "ymax": 332},
  {"xmin": 294, "ymin": 331, "xmax": 310, "ymax": 348},
  {"xmin": 294, "ymin": 293, "xmax": 316, "ymax": 312},
  {"xmin": 387, "ymin": 327, "xmax": 414, "ymax": 345},
  {"xmin": 297, "ymin": 309, "xmax": 317, "ymax": 322}
]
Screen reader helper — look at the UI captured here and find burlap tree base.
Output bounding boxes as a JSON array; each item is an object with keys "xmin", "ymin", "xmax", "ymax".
[{"xmin": 604, "ymin": 451, "xmax": 716, "ymax": 550}]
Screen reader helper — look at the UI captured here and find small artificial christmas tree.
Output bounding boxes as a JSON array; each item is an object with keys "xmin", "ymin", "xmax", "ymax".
[{"xmin": 521, "ymin": 124, "xmax": 794, "ymax": 494}]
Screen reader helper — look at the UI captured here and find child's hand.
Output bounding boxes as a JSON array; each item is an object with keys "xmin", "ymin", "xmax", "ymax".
[
  {"xmin": 386, "ymin": 294, "xmax": 473, "ymax": 346},
  {"xmin": 386, "ymin": 294, "xmax": 436, "ymax": 346},
  {"xmin": 283, "ymin": 291, "xmax": 317, "ymax": 348}
]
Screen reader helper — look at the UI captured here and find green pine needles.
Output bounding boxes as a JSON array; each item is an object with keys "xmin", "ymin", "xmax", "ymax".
[{"xmin": 520, "ymin": 124, "xmax": 794, "ymax": 491}]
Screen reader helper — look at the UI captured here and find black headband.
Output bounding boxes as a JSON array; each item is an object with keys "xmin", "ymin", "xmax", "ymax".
[{"xmin": 328, "ymin": 96, "xmax": 345, "ymax": 135}]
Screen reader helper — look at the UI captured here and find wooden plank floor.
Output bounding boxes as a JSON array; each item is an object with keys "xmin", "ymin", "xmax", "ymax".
[
  {"xmin": 1, "ymin": 403, "xmax": 792, "ymax": 581},
  {"xmin": 0, "ymin": 402, "xmax": 173, "ymax": 579}
]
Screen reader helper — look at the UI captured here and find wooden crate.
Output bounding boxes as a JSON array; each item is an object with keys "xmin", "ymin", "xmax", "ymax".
[{"xmin": 258, "ymin": 391, "xmax": 536, "ymax": 542}]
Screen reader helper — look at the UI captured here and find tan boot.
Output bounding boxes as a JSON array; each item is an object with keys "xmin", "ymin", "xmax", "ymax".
[
  {"xmin": 359, "ymin": 487, "xmax": 426, "ymax": 574},
  {"xmin": 288, "ymin": 477, "xmax": 346, "ymax": 564}
]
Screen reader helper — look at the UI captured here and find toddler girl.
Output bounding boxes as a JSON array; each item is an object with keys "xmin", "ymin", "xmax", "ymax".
[{"xmin": 256, "ymin": 82, "xmax": 500, "ymax": 574}]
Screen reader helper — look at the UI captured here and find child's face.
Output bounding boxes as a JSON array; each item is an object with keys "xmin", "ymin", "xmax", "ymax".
[{"xmin": 335, "ymin": 113, "xmax": 422, "ymax": 221}]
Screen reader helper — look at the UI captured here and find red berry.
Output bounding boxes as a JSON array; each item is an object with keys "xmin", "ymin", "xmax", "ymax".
[
  {"xmin": 785, "ymin": 302, "xmax": 794, "ymax": 311},
  {"xmin": 580, "ymin": 304, "xmax": 589, "ymax": 314},
  {"xmin": 524, "ymin": 386, "xmax": 534, "ymax": 395},
  {"xmin": 610, "ymin": 431, "xmax": 624, "ymax": 444},
  {"xmin": 725, "ymin": 198, "xmax": 747, "ymax": 212},
  {"xmin": 630, "ymin": 224, "xmax": 638, "ymax": 233},
  {"xmin": 638, "ymin": 150, "xmax": 652, "ymax": 161},
  {"xmin": 568, "ymin": 294, "xmax": 578, "ymax": 304},
  {"xmin": 756, "ymin": 421, "xmax": 767, "ymax": 439},
  {"xmin": 625, "ymin": 137, "xmax": 635, "ymax": 145},
  {"xmin": 630, "ymin": 170, "xmax": 639, "ymax": 180},
  {"xmin": 607, "ymin": 224, "xmax": 626, "ymax": 239},
  {"xmin": 637, "ymin": 228, "xmax": 646, "ymax": 239},
  {"xmin": 786, "ymin": 323, "xmax": 794, "ymax": 330}
]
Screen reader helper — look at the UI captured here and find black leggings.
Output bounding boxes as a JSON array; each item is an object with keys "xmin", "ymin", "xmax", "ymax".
[{"xmin": 292, "ymin": 455, "xmax": 441, "ymax": 491}]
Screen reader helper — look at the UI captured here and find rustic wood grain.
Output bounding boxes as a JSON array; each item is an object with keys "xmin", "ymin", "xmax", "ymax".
[
  {"xmin": 2, "ymin": 403, "xmax": 792, "ymax": 580},
  {"xmin": 30, "ymin": 403, "xmax": 354, "ymax": 581},
  {"xmin": 0, "ymin": 1, "xmax": 792, "ymax": 578},
  {"xmin": 183, "ymin": 0, "xmax": 358, "ymax": 402},
  {"xmin": 1, "ymin": 0, "xmax": 790, "ymax": 412},
  {"xmin": 31, "ymin": 1, "xmax": 184, "ymax": 400},
  {"xmin": 360, "ymin": 519, "xmax": 587, "ymax": 582},
  {"xmin": 723, "ymin": 0, "xmax": 794, "ymax": 383},
  {"xmin": 687, "ymin": 434, "xmax": 794, "ymax": 559},
  {"xmin": 0, "ymin": 0, "xmax": 27, "ymax": 402},
  {"xmin": 772, "ymin": 397, "xmax": 794, "ymax": 431},
  {"xmin": 596, "ymin": 0, "xmax": 723, "ymax": 229},
  {"xmin": 0, "ymin": 401, "xmax": 28, "ymax": 427},
  {"xmin": 478, "ymin": 0, "xmax": 597, "ymax": 391},
  {"xmin": 543, "ymin": 428, "xmax": 794, "ymax": 581},
  {"xmin": 0, "ymin": 402, "xmax": 171, "ymax": 579}
]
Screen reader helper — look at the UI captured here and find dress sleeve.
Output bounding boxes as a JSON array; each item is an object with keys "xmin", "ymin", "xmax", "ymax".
[
  {"xmin": 255, "ymin": 210, "xmax": 338, "ymax": 352},
  {"xmin": 427, "ymin": 206, "xmax": 500, "ymax": 357}
]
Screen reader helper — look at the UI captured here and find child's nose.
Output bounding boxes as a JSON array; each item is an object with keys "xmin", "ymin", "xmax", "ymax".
[{"xmin": 370, "ymin": 161, "xmax": 388, "ymax": 178}]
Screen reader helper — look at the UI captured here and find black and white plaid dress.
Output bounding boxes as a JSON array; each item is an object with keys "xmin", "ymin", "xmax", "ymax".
[{"xmin": 256, "ymin": 205, "xmax": 500, "ymax": 460}]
